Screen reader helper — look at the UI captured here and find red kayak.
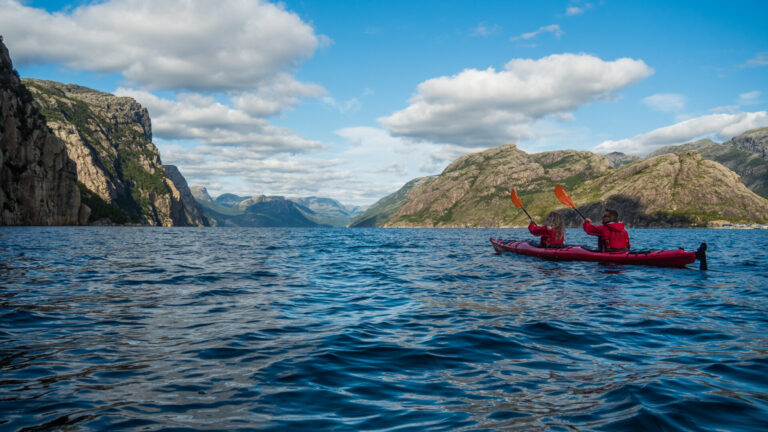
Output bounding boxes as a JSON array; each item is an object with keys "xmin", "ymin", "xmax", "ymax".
[{"xmin": 490, "ymin": 238, "xmax": 708, "ymax": 269}]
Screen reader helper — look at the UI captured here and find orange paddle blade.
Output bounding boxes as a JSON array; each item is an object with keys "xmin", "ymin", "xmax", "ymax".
[
  {"xmin": 554, "ymin": 184, "xmax": 576, "ymax": 208},
  {"xmin": 510, "ymin": 189, "xmax": 524, "ymax": 209}
]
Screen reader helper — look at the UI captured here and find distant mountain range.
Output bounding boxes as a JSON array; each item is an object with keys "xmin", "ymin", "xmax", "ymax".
[{"xmin": 190, "ymin": 187, "xmax": 364, "ymax": 227}]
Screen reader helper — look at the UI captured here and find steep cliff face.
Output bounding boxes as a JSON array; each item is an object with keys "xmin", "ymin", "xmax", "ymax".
[
  {"xmin": 1, "ymin": 37, "xmax": 88, "ymax": 225},
  {"xmin": 381, "ymin": 144, "xmax": 768, "ymax": 228},
  {"xmin": 22, "ymin": 78, "xmax": 203, "ymax": 226},
  {"xmin": 163, "ymin": 165, "xmax": 208, "ymax": 226}
]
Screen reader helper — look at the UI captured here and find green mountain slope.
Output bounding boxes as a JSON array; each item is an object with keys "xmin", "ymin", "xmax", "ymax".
[
  {"xmin": 349, "ymin": 176, "xmax": 436, "ymax": 227},
  {"xmin": 381, "ymin": 145, "xmax": 768, "ymax": 228}
]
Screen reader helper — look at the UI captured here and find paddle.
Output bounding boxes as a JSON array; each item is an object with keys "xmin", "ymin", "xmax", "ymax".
[
  {"xmin": 510, "ymin": 189, "xmax": 536, "ymax": 225},
  {"xmin": 554, "ymin": 184, "xmax": 586, "ymax": 221}
]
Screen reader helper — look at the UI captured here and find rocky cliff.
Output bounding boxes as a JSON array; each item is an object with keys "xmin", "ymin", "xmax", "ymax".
[
  {"xmin": 647, "ymin": 132, "xmax": 768, "ymax": 199},
  {"xmin": 381, "ymin": 144, "xmax": 768, "ymax": 228},
  {"xmin": 22, "ymin": 78, "xmax": 205, "ymax": 226},
  {"xmin": 564, "ymin": 151, "xmax": 768, "ymax": 226},
  {"xmin": 384, "ymin": 145, "xmax": 613, "ymax": 227},
  {"xmin": 1, "ymin": 37, "xmax": 88, "ymax": 225}
]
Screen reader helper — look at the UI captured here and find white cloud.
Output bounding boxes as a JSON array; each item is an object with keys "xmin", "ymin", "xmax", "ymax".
[
  {"xmin": 380, "ymin": 53, "xmax": 653, "ymax": 148},
  {"xmin": 592, "ymin": 111, "xmax": 768, "ymax": 155},
  {"xmin": 642, "ymin": 93, "xmax": 686, "ymax": 113},
  {"xmin": 567, "ymin": 7, "xmax": 585, "ymax": 16},
  {"xmin": 471, "ymin": 23, "xmax": 502, "ymax": 37},
  {"xmin": 566, "ymin": 2, "xmax": 594, "ymax": 16},
  {"xmin": 1, "ymin": 0, "xmax": 323, "ymax": 92},
  {"xmin": 511, "ymin": 24, "xmax": 563, "ymax": 42},
  {"xmin": 743, "ymin": 53, "xmax": 768, "ymax": 67},
  {"xmin": 116, "ymin": 88, "xmax": 323, "ymax": 155},
  {"xmin": 739, "ymin": 90, "xmax": 762, "ymax": 104}
]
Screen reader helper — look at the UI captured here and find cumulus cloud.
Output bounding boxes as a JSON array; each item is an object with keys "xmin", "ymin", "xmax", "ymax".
[
  {"xmin": 116, "ymin": 89, "xmax": 323, "ymax": 155},
  {"xmin": 511, "ymin": 24, "xmax": 563, "ymax": 42},
  {"xmin": 1, "ymin": 0, "xmax": 322, "ymax": 92},
  {"xmin": 592, "ymin": 111, "xmax": 768, "ymax": 155},
  {"xmin": 380, "ymin": 53, "xmax": 653, "ymax": 148},
  {"xmin": 642, "ymin": 93, "xmax": 686, "ymax": 113}
]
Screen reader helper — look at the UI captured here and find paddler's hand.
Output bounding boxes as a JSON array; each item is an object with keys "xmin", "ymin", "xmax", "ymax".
[{"xmin": 585, "ymin": 218, "xmax": 591, "ymax": 223}]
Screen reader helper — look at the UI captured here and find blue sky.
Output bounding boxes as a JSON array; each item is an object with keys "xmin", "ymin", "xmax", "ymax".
[{"xmin": 3, "ymin": 0, "xmax": 767, "ymax": 205}]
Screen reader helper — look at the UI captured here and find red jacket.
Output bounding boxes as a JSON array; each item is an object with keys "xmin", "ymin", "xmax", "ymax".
[
  {"xmin": 583, "ymin": 220, "xmax": 630, "ymax": 251},
  {"xmin": 528, "ymin": 222, "xmax": 564, "ymax": 247}
]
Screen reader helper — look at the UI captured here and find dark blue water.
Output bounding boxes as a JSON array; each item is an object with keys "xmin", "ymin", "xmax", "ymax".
[{"xmin": 1, "ymin": 227, "xmax": 767, "ymax": 431}]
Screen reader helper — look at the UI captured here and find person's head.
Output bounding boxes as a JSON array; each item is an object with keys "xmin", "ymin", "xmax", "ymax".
[
  {"xmin": 545, "ymin": 211, "xmax": 563, "ymax": 228},
  {"xmin": 545, "ymin": 211, "xmax": 564, "ymax": 241},
  {"xmin": 603, "ymin": 209, "xmax": 619, "ymax": 223}
]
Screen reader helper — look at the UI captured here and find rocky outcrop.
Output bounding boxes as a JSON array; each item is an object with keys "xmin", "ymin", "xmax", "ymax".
[
  {"xmin": 190, "ymin": 186, "xmax": 214, "ymax": 203},
  {"xmin": 23, "ymin": 78, "xmax": 204, "ymax": 226},
  {"xmin": 605, "ymin": 151, "xmax": 642, "ymax": 168},
  {"xmin": 384, "ymin": 145, "xmax": 613, "ymax": 227},
  {"xmin": 565, "ymin": 151, "xmax": 768, "ymax": 226},
  {"xmin": 1, "ymin": 37, "xmax": 88, "ymax": 225},
  {"xmin": 163, "ymin": 165, "xmax": 208, "ymax": 226},
  {"xmin": 647, "ymin": 139, "xmax": 718, "ymax": 158},
  {"xmin": 727, "ymin": 127, "xmax": 768, "ymax": 159},
  {"xmin": 380, "ymin": 144, "xmax": 768, "ymax": 228},
  {"xmin": 645, "ymin": 132, "xmax": 768, "ymax": 199}
]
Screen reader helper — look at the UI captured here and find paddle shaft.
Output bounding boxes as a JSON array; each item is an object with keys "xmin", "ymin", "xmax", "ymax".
[
  {"xmin": 522, "ymin": 208, "xmax": 535, "ymax": 225},
  {"xmin": 572, "ymin": 207, "xmax": 586, "ymax": 221}
]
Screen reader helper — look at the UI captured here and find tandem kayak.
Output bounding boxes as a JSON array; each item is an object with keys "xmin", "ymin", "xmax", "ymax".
[{"xmin": 490, "ymin": 238, "xmax": 708, "ymax": 269}]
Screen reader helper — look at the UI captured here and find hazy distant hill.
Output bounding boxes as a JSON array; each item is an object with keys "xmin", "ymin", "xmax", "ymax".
[
  {"xmin": 349, "ymin": 176, "xmax": 436, "ymax": 227},
  {"xmin": 605, "ymin": 152, "xmax": 642, "ymax": 168},
  {"xmin": 190, "ymin": 190, "xmax": 361, "ymax": 227}
]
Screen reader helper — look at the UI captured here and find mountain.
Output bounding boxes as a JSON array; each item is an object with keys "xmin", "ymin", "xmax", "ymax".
[
  {"xmin": 349, "ymin": 176, "xmax": 436, "ymax": 227},
  {"xmin": 563, "ymin": 150, "xmax": 768, "ymax": 226},
  {"xmin": 216, "ymin": 193, "xmax": 249, "ymax": 207},
  {"xmin": 728, "ymin": 127, "xmax": 768, "ymax": 159},
  {"xmin": 1, "ymin": 36, "xmax": 88, "ymax": 225},
  {"xmin": 22, "ymin": 78, "xmax": 205, "ymax": 226},
  {"xmin": 646, "ymin": 131, "xmax": 768, "ymax": 199},
  {"xmin": 287, "ymin": 196, "xmax": 363, "ymax": 227},
  {"xmin": 384, "ymin": 145, "xmax": 613, "ymax": 227},
  {"xmin": 605, "ymin": 152, "xmax": 642, "ymax": 168},
  {"xmin": 378, "ymin": 144, "xmax": 768, "ymax": 228},
  {"xmin": 195, "ymin": 193, "xmax": 326, "ymax": 227},
  {"xmin": 192, "ymin": 190, "xmax": 362, "ymax": 227}
]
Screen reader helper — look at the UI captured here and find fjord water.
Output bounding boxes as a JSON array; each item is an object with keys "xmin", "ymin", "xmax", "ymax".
[{"xmin": 1, "ymin": 227, "xmax": 766, "ymax": 431}]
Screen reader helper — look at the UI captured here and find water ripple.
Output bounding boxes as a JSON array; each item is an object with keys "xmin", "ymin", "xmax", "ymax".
[{"xmin": 1, "ymin": 227, "xmax": 767, "ymax": 431}]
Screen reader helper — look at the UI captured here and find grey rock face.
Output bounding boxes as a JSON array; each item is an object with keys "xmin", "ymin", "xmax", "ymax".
[
  {"xmin": 1, "ymin": 37, "xmax": 88, "ymax": 225},
  {"xmin": 163, "ymin": 165, "xmax": 208, "ymax": 226},
  {"xmin": 23, "ymin": 78, "xmax": 204, "ymax": 226}
]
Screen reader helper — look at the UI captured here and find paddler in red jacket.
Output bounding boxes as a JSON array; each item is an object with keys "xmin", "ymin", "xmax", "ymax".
[
  {"xmin": 583, "ymin": 209, "xmax": 630, "ymax": 252},
  {"xmin": 529, "ymin": 211, "xmax": 565, "ymax": 247}
]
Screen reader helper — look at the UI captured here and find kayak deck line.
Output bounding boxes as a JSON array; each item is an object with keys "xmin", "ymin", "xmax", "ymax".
[{"xmin": 491, "ymin": 238, "xmax": 708, "ymax": 270}]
